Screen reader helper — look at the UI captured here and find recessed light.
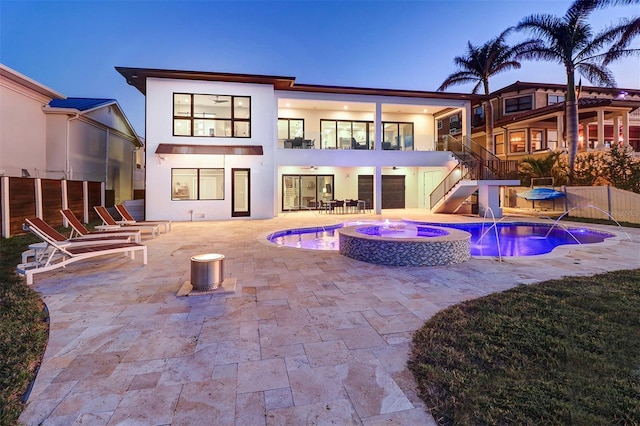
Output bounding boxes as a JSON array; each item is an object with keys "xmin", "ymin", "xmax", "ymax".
[
  {"xmin": 343, "ymin": 106, "xmax": 348, "ymax": 110},
  {"xmin": 423, "ymin": 109, "xmax": 428, "ymax": 113}
]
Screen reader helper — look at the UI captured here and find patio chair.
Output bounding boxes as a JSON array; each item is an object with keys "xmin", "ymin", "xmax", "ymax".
[
  {"xmin": 61, "ymin": 209, "xmax": 142, "ymax": 243},
  {"xmin": 114, "ymin": 204, "xmax": 171, "ymax": 233},
  {"xmin": 19, "ymin": 217, "xmax": 147, "ymax": 285},
  {"xmin": 94, "ymin": 206, "xmax": 160, "ymax": 238}
]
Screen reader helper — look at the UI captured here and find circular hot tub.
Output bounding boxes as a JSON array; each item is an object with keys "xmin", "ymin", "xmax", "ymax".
[{"xmin": 337, "ymin": 223, "xmax": 471, "ymax": 266}]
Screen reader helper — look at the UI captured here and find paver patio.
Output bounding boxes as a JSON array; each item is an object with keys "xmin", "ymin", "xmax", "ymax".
[{"xmin": 18, "ymin": 210, "xmax": 640, "ymax": 425}]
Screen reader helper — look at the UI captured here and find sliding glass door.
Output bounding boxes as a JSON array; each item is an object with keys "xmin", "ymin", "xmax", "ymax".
[{"xmin": 282, "ymin": 174, "xmax": 334, "ymax": 211}]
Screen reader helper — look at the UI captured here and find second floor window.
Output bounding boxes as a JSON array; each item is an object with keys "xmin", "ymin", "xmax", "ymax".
[
  {"xmin": 382, "ymin": 122, "xmax": 414, "ymax": 150},
  {"xmin": 548, "ymin": 94, "xmax": 565, "ymax": 105},
  {"xmin": 320, "ymin": 119, "xmax": 374, "ymax": 149},
  {"xmin": 173, "ymin": 93, "xmax": 251, "ymax": 138},
  {"xmin": 278, "ymin": 118, "xmax": 304, "ymax": 139},
  {"xmin": 504, "ymin": 95, "xmax": 532, "ymax": 113}
]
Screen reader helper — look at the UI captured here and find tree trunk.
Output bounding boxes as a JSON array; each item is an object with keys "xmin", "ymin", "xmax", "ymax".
[{"xmin": 566, "ymin": 69, "xmax": 579, "ymax": 184}]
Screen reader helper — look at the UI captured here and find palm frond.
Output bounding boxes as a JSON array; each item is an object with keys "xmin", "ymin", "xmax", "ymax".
[{"xmin": 576, "ymin": 61, "xmax": 617, "ymax": 86}]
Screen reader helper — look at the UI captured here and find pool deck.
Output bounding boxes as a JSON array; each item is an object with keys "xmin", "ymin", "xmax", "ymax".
[{"xmin": 18, "ymin": 210, "xmax": 640, "ymax": 425}]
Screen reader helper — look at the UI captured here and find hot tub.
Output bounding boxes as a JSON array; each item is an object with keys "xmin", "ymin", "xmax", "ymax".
[{"xmin": 337, "ymin": 223, "xmax": 471, "ymax": 266}]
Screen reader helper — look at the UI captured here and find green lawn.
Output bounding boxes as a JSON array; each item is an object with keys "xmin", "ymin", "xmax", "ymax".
[
  {"xmin": 409, "ymin": 269, "xmax": 640, "ymax": 425},
  {"xmin": 0, "ymin": 233, "xmax": 49, "ymax": 425}
]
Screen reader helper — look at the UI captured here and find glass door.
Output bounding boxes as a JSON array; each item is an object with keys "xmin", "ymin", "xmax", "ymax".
[
  {"xmin": 231, "ymin": 168, "xmax": 250, "ymax": 217},
  {"xmin": 282, "ymin": 175, "xmax": 334, "ymax": 211}
]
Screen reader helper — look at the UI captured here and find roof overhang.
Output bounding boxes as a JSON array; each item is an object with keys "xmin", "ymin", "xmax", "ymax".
[{"xmin": 155, "ymin": 144, "xmax": 263, "ymax": 156}]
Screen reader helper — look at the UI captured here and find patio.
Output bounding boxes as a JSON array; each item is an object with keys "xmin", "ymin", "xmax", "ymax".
[{"xmin": 18, "ymin": 210, "xmax": 640, "ymax": 425}]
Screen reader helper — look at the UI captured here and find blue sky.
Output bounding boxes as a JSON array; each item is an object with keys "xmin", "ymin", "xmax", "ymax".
[{"xmin": 2, "ymin": 0, "xmax": 638, "ymax": 136}]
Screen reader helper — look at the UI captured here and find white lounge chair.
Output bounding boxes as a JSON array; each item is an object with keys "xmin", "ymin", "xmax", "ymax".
[
  {"xmin": 61, "ymin": 209, "xmax": 142, "ymax": 243},
  {"xmin": 19, "ymin": 217, "xmax": 147, "ymax": 285},
  {"xmin": 115, "ymin": 203, "xmax": 171, "ymax": 233},
  {"xmin": 94, "ymin": 206, "xmax": 159, "ymax": 238}
]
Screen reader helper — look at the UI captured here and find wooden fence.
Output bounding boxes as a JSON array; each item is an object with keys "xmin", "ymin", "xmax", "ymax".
[
  {"xmin": 505, "ymin": 185, "xmax": 640, "ymax": 224},
  {"xmin": 0, "ymin": 177, "xmax": 104, "ymax": 237}
]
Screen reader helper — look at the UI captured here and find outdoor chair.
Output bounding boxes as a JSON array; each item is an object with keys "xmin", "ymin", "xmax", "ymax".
[
  {"xmin": 334, "ymin": 200, "xmax": 345, "ymax": 213},
  {"xmin": 94, "ymin": 206, "xmax": 160, "ymax": 238},
  {"xmin": 19, "ymin": 217, "xmax": 147, "ymax": 285},
  {"xmin": 61, "ymin": 209, "xmax": 142, "ymax": 243},
  {"xmin": 114, "ymin": 204, "xmax": 171, "ymax": 233}
]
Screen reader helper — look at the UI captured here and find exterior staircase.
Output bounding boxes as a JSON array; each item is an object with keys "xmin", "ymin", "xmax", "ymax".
[{"xmin": 430, "ymin": 135, "xmax": 519, "ymax": 213}]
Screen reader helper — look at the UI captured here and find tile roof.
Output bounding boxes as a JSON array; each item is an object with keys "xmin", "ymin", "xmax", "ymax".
[{"xmin": 49, "ymin": 97, "xmax": 115, "ymax": 111}]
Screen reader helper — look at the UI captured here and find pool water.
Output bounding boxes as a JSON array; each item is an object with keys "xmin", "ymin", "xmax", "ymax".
[{"xmin": 266, "ymin": 221, "xmax": 615, "ymax": 256}]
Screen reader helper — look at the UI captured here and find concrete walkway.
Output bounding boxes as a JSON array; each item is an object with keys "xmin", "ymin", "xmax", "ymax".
[{"xmin": 19, "ymin": 211, "xmax": 640, "ymax": 425}]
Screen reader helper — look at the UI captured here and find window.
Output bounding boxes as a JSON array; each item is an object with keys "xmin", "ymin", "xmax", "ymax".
[
  {"xmin": 382, "ymin": 122, "xmax": 414, "ymax": 150},
  {"xmin": 504, "ymin": 95, "xmax": 532, "ymax": 113},
  {"xmin": 494, "ymin": 133, "xmax": 505, "ymax": 155},
  {"xmin": 173, "ymin": 93, "xmax": 250, "ymax": 137},
  {"xmin": 320, "ymin": 120, "xmax": 374, "ymax": 149},
  {"xmin": 548, "ymin": 94, "xmax": 565, "ymax": 105},
  {"xmin": 437, "ymin": 120, "xmax": 442, "ymax": 129},
  {"xmin": 509, "ymin": 131, "xmax": 527, "ymax": 153},
  {"xmin": 172, "ymin": 168, "xmax": 224, "ymax": 200},
  {"xmin": 472, "ymin": 106, "xmax": 484, "ymax": 126},
  {"xmin": 531, "ymin": 129, "xmax": 544, "ymax": 151},
  {"xmin": 547, "ymin": 130, "xmax": 559, "ymax": 150},
  {"xmin": 449, "ymin": 114, "xmax": 461, "ymax": 134},
  {"xmin": 278, "ymin": 118, "xmax": 304, "ymax": 139}
]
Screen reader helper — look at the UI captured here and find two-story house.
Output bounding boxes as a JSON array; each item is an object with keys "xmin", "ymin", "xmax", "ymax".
[
  {"xmin": 462, "ymin": 81, "xmax": 640, "ymax": 159},
  {"xmin": 117, "ymin": 66, "xmax": 521, "ymax": 221}
]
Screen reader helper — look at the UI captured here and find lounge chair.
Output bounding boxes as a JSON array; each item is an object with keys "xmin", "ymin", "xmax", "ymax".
[
  {"xmin": 94, "ymin": 206, "xmax": 160, "ymax": 238},
  {"xmin": 114, "ymin": 204, "xmax": 171, "ymax": 233},
  {"xmin": 19, "ymin": 217, "xmax": 147, "ymax": 285},
  {"xmin": 61, "ymin": 209, "xmax": 142, "ymax": 243}
]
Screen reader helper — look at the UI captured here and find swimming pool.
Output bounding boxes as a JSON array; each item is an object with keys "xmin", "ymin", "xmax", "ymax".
[{"xmin": 266, "ymin": 221, "xmax": 616, "ymax": 257}]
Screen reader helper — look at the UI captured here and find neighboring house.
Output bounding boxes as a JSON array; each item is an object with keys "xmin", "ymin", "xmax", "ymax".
[
  {"xmin": 0, "ymin": 63, "xmax": 143, "ymax": 205},
  {"xmin": 463, "ymin": 81, "xmax": 640, "ymax": 159},
  {"xmin": 116, "ymin": 66, "xmax": 519, "ymax": 221}
]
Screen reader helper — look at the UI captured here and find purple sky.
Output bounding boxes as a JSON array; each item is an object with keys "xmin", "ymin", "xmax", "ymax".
[{"xmin": 2, "ymin": 0, "xmax": 638, "ymax": 136}]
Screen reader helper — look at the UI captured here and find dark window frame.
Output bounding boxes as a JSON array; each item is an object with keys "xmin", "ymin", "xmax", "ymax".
[
  {"xmin": 172, "ymin": 93, "xmax": 251, "ymax": 138},
  {"xmin": 382, "ymin": 121, "xmax": 414, "ymax": 150},
  {"xmin": 504, "ymin": 95, "xmax": 533, "ymax": 114},
  {"xmin": 320, "ymin": 119, "xmax": 374, "ymax": 150},
  {"xmin": 278, "ymin": 118, "xmax": 305, "ymax": 139},
  {"xmin": 171, "ymin": 167, "xmax": 225, "ymax": 201}
]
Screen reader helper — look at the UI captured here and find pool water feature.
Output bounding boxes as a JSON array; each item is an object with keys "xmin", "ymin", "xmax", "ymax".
[{"xmin": 266, "ymin": 221, "xmax": 616, "ymax": 257}]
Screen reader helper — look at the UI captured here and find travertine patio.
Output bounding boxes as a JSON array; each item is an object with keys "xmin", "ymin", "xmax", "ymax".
[{"xmin": 18, "ymin": 210, "xmax": 640, "ymax": 425}]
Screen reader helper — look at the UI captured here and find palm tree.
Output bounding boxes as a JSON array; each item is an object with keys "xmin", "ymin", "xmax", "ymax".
[
  {"xmin": 437, "ymin": 29, "xmax": 538, "ymax": 152},
  {"xmin": 518, "ymin": 151, "xmax": 564, "ymax": 186},
  {"xmin": 515, "ymin": 0, "xmax": 639, "ymax": 183}
]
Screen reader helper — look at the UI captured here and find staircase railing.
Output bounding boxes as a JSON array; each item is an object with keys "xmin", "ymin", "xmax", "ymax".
[
  {"xmin": 429, "ymin": 161, "xmax": 472, "ymax": 210},
  {"xmin": 430, "ymin": 135, "xmax": 520, "ymax": 210}
]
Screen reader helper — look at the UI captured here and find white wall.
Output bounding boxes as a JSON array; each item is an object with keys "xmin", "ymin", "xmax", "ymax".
[
  {"xmin": 0, "ymin": 77, "xmax": 49, "ymax": 177},
  {"xmin": 145, "ymin": 78, "xmax": 276, "ymax": 221}
]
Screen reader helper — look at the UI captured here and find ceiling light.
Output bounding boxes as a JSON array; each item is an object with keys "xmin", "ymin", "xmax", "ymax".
[
  {"xmin": 423, "ymin": 109, "xmax": 428, "ymax": 113},
  {"xmin": 343, "ymin": 106, "xmax": 348, "ymax": 110},
  {"xmin": 286, "ymin": 102, "xmax": 291, "ymax": 107}
]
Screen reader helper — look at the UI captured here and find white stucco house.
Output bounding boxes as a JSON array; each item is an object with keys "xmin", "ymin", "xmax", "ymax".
[
  {"xmin": 116, "ymin": 67, "xmax": 517, "ymax": 221},
  {"xmin": 0, "ymin": 63, "xmax": 143, "ymax": 205}
]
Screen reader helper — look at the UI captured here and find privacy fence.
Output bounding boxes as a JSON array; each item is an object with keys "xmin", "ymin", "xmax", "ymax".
[
  {"xmin": 504, "ymin": 185, "xmax": 640, "ymax": 224},
  {"xmin": 0, "ymin": 177, "xmax": 104, "ymax": 237}
]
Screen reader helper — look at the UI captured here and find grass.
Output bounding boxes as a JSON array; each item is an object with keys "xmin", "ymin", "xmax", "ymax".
[
  {"xmin": 409, "ymin": 269, "xmax": 640, "ymax": 425},
  {"xmin": 0, "ymin": 233, "xmax": 49, "ymax": 425},
  {"xmin": 561, "ymin": 215, "xmax": 640, "ymax": 229}
]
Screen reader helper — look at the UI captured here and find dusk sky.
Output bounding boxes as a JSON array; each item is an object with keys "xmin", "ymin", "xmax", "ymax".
[{"xmin": 2, "ymin": 0, "xmax": 639, "ymax": 137}]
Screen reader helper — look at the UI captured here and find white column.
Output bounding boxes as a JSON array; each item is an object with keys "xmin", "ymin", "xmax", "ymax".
[
  {"xmin": 583, "ymin": 122, "xmax": 590, "ymax": 150},
  {"xmin": 374, "ymin": 102, "xmax": 382, "ymax": 151},
  {"xmin": 622, "ymin": 111, "xmax": 630, "ymax": 147},
  {"xmin": 613, "ymin": 116, "xmax": 621, "ymax": 146},
  {"xmin": 477, "ymin": 184, "xmax": 502, "ymax": 218},
  {"xmin": 557, "ymin": 115, "xmax": 565, "ymax": 150},
  {"xmin": 597, "ymin": 110, "xmax": 605, "ymax": 146},
  {"xmin": 374, "ymin": 166, "xmax": 382, "ymax": 214}
]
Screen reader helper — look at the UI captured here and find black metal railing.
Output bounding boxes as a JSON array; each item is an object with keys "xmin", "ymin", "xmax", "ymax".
[{"xmin": 430, "ymin": 135, "xmax": 519, "ymax": 209}]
